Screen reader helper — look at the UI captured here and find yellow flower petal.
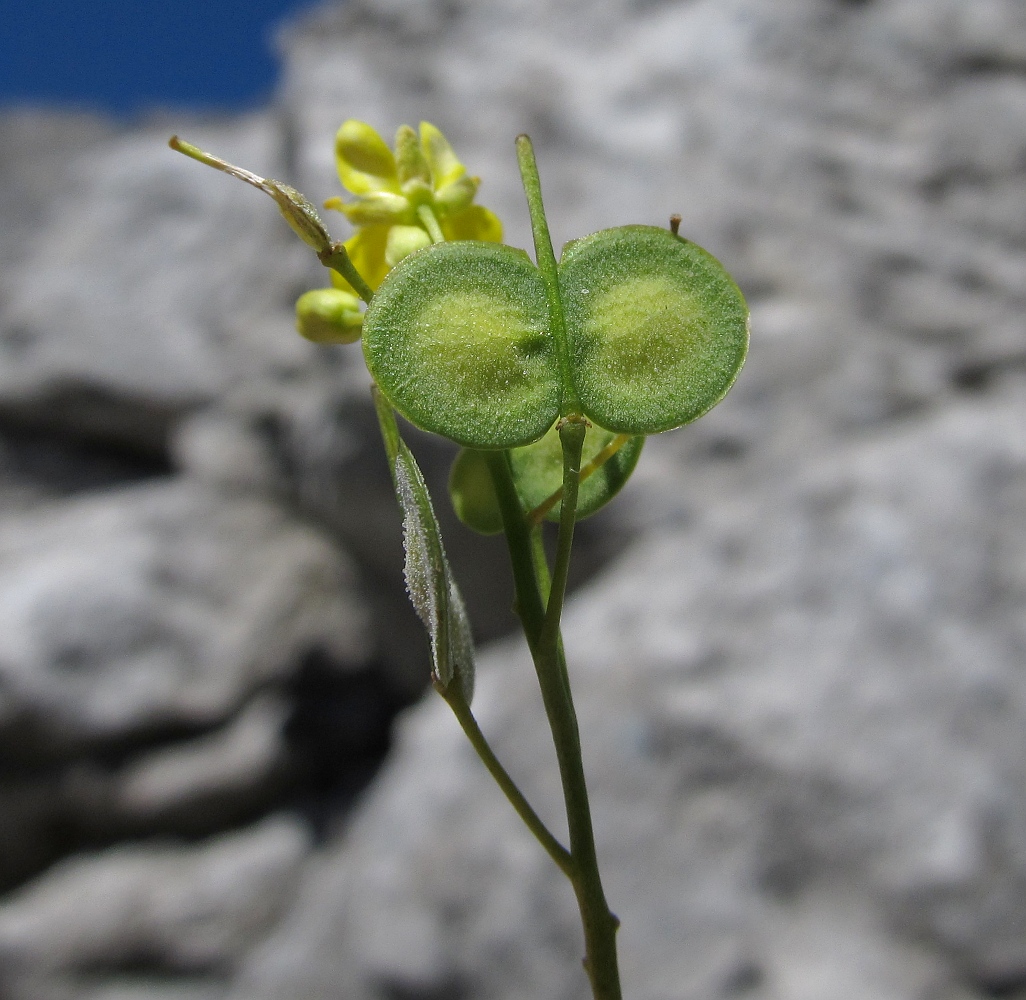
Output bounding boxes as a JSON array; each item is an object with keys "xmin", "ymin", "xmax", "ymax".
[
  {"xmin": 440, "ymin": 204, "xmax": 503, "ymax": 243},
  {"xmin": 335, "ymin": 120, "xmax": 400, "ymax": 196},
  {"xmin": 420, "ymin": 122, "xmax": 465, "ymax": 190},
  {"xmin": 330, "ymin": 224, "xmax": 392, "ymax": 292}
]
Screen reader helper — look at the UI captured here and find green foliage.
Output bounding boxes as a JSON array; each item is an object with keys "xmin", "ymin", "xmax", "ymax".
[{"xmin": 373, "ymin": 389, "xmax": 475, "ymax": 702}]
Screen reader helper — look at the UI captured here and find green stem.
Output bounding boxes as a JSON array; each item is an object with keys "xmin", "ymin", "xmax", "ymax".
[
  {"xmin": 540, "ymin": 420, "xmax": 584, "ymax": 650},
  {"xmin": 485, "ymin": 450, "xmax": 547, "ymax": 644},
  {"xmin": 528, "ymin": 433, "xmax": 632, "ymax": 526},
  {"xmin": 318, "ymin": 242, "xmax": 375, "ymax": 305},
  {"xmin": 487, "ymin": 439, "xmax": 622, "ymax": 1000},
  {"xmin": 531, "ymin": 525, "xmax": 552, "ymax": 604},
  {"xmin": 515, "ymin": 135, "xmax": 581, "ymax": 417},
  {"xmin": 439, "ymin": 680, "xmax": 573, "ymax": 878},
  {"xmin": 545, "ymin": 420, "xmax": 622, "ymax": 1000},
  {"xmin": 417, "ymin": 204, "xmax": 446, "ymax": 244}
]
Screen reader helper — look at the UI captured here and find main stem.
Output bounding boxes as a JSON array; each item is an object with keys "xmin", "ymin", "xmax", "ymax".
[
  {"xmin": 486, "ymin": 439, "xmax": 623, "ymax": 1000},
  {"xmin": 516, "ymin": 134, "xmax": 581, "ymax": 417}
]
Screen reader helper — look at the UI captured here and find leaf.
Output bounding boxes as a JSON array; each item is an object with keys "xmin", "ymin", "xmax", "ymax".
[
  {"xmin": 373, "ymin": 388, "xmax": 475, "ymax": 701},
  {"xmin": 363, "ymin": 240, "xmax": 560, "ymax": 450},
  {"xmin": 559, "ymin": 225, "xmax": 749, "ymax": 435}
]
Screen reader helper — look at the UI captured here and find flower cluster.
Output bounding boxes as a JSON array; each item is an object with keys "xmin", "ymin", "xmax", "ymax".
[{"xmin": 296, "ymin": 120, "xmax": 502, "ymax": 344}]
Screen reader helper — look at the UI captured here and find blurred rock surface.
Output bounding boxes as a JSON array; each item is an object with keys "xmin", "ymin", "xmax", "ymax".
[
  {"xmin": 1, "ymin": 0, "xmax": 1025, "ymax": 997},
  {"xmin": 0, "ymin": 815, "xmax": 306, "ymax": 1000}
]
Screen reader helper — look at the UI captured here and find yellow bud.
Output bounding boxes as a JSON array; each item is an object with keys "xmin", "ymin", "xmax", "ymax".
[
  {"xmin": 340, "ymin": 191, "xmax": 411, "ymax": 225},
  {"xmin": 295, "ymin": 288, "xmax": 363, "ymax": 344},
  {"xmin": 433, "ymin": 174, "xmax": 479, "ymax": 215},
  {"xmin": 394, "ymin": 124, "xmax": 432, "ymax": 187},
  {"xmin": 385, "ymin": 225, "xmax": 432, "ymax": 266},
  {"xmin": 401, "ymin": 177, "xmax": 433, "ymax": 202}
]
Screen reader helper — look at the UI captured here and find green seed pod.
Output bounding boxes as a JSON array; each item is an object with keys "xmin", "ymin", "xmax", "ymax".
[
  {"xmin": 559, "ymin": 225, "xmax": 749, "ymax": 435},
  {"xmin": 510, "ymin": 422, "xmax": 644, "ymax": 522},
  {"xmin": 363, "ymin": 240, "xmax": 561, "ymax": 450},
  {"xmin": 448, "ymin": 448, "xmax": 504, "ymax": 535}
]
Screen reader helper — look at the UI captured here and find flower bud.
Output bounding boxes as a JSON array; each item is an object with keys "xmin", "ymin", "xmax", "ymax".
[
  {"xmin": 295, "ymin": 288, "xmax": 364, "ymax": 344},
  {"xmin": 339, "ymin": 191, "xmax": 411, "ymax": 225},
  {"xmin": 400, "ymin": 177, "xmax": 433, "ymax": 203},
  {"xmin": 434, "ymin": 174, "xmax": 479, "ymax": 215},
  {"xmin": 394, "ymin": 124, "xmax": 432, "ymax": 187},
  {"xmin": 385, "ymin": 225, "xmax": 432, "ymax": 266}
]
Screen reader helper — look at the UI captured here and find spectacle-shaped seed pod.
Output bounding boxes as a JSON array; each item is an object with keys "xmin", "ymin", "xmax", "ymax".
[
  {"xmin": 448, "ymin": 423, "xmax": 644, "ymax": 536},
  {"xmin": 560, "ymin": 225, "xmax": 749, "ymax": 435},
  {"xmin": 363, "ymin": 240, "xmax": 561, "ymax": 450},
  {"xmin": 509, "ymin": 422, "xmax": 644, "ymax": 523},
  {"xmin": 448, "ymin": 447, "xmax": 504, "ymax": 536},
  {"xmin": 364, "ymin": 224, "xmax": 748, "ymax": 451}
]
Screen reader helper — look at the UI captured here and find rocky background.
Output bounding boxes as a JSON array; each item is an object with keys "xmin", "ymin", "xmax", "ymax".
[{"xmin": 1, "ymin": 0, "xmax": 1025, "ymax": 997}]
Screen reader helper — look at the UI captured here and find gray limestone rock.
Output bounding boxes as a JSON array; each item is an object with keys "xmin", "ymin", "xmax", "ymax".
[
  {"xmin": 2, "ymin": 0, "xmax": 1026, "ymax": 997},
  {"xmin": 279, "ymin": 0, "xmax": 1026, "ymax": 449},
  {"xmin": 0, "ymin": 110, "xmax": 119, "ymax": 276},
  {"xmin": 0, "ymin": 478, "xmax": 369, "ymax": 755},
  {"xmin": 0, "ymin": 815, "xmax": 307, "ymax": 999},
  {"xmin": 236, "ymin": 386, "xmax": 1026, "ymax": 1000},
  {"xmin": 65, "ymin": 694, "xmax": 295, "ymax": 839},
  {"xmin": 0, "ymin": 114, "xmax": 317, "ymax": 450}
]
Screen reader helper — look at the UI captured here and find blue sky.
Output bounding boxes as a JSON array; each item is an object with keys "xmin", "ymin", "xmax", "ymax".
[{"xmin": 0, "ymin": 0, "xmax": 322, "ymax": 116}]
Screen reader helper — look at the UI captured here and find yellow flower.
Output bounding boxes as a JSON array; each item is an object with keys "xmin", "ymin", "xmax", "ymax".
[{"xmin": 324, "ymin": 120, "xmax": 503, "ymax": 294}]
